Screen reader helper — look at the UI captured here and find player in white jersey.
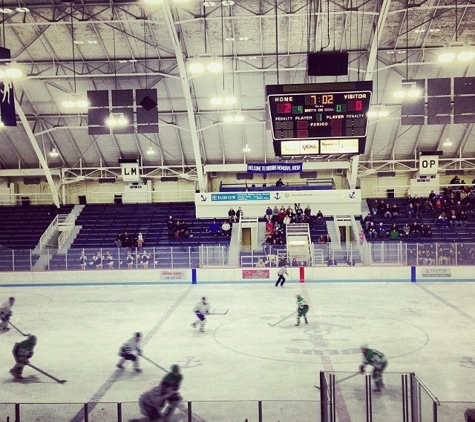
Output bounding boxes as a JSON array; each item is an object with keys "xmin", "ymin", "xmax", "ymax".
[
  {"xmin": 0, "ymin": 297, "xmax": 15, "ymax": 332},
  {"xmin": 191, "ymin": 297, "xmax": 211, "ymax": 332},
  {"xmin": 116, "ymin": 332, "xmax": 143, "ymax": 372}
]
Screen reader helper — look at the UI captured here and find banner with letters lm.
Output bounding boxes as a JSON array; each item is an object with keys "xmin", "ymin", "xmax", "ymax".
[{"xmin": 419, "ymin": 155, "xmax": 439, "ymax": 176}]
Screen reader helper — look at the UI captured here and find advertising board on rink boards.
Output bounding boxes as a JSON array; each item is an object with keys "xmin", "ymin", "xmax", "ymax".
[{"xmin": 195, "ymin": 189, "xmax": 362, "ymax": 218}]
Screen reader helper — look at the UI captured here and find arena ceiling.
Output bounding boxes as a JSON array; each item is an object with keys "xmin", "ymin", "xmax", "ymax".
[{"xmin": 0, "ymin": 0, "xmax": 475, "ymax": 187}]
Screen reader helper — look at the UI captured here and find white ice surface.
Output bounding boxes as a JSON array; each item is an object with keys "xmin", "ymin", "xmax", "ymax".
[{"xmin": 1, "ymin": 280, "xmax": 474, "ymax": 414}]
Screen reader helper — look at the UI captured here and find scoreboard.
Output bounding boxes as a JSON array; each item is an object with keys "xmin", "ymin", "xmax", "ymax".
[{"xmin": 266, "ymin": 82, "xmax": 372, "ymax": 156}]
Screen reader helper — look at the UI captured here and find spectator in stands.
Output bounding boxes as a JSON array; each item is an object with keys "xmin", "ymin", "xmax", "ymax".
[
  {"xmin": 359, "ymin": 230, "xmax": 365, "ymax": 244},
  {"xmin": 221, "ymin": 220, "xmax": 231, "ymax": 236},
  {"xmin": 228, "ymin": 208, "xmax": 237, "ymax": 223},
  {"xmin": 285, "ymin": 205, "xmax": 294, "ymax": 218},
  {"xmin": 167, "ymin": 216, "xmax": 176, "ymax": 237},
  {"xmin": 265, "ymin": 207, "xmax": 273, "ymax": 222},
  {"xmin": 92, "ymin": 251, "xmax": 103, "ymax": 270},
  {"xmin": 316, "ymin": 210, "xmax": 324, "ymax": 225},
  {"xmin": 457, "ymin": 210, "xmax": 468, "ymax": 228},
  {"xmin": 137, "ymin": 232, "xmax": 144, "ymax": 248},
  {"xmin": 389, "ymin": 224, "xmax": 399, "ymax": 240},
  {"xmin": 304, "ymin": 205, "xmax": 312, "ymax": 223},
  {"xmin": 295, "ymin": 204, "xmax": 304, "ymax": 222},
  {"xmin": 370, "ymin": 199, "xmax": 379, "ymax": 215},
  {"xmin": 209, "ymin": 220, "xmax": 221, "ymax": 237},
  {"xmin": 126, "ymin": 250, "xmax": 134, "ymax": 269},
  {"xmin": 255, "ymin": 258, "xmax": 265, "ymax": 268},
  {"xmin": 406, "ymin": 203, "xmax": 415, "ymax": 219},
  {"xmin": 114, "ymin": 233, "xmax": 122, "ymax": 248},
  {"xmin": 141, "ymin": 251, "xmax": 149, "ymax": 269},
  {"xmin": 79, "ymin": 250, "xmax": 87, "ymax": 270},
  {"xmin": 236, "ymin": 207, "xmax": 243, "ymax": 222},
  {"xmin": 272, "ymin": 206, "xmax": 279, "ymax": 223},
  {"xmin": 317, "ymin": 235, "xmax": 326, "ymax": 243},
  {"xmin": 383, "ymin": 203, "xmax": 392, "ymax": 219},
  {"xmin": 177, "ymin": 221, "xmax": 190, "ymax": 238},
  {"xmin": 276, "ymin": 178, "xmax": 284, "ymax": 187},
  {"xmin": 123, "ymin": 231, "xmax": 132, "ymax": 248},
  {"xmin": 437, "ymin": 246, "xmax": 450, "ymax": 265},
  {"xmin": 448, "ymin": 209, "xmax": 458, "ymax": 228},
  {"xmin": 410, "ymin": 221, "xmax": 421, "ymax": 238},
  {"xmin": 437, "ymin": 211, "xmax": 449, "ymax": 228},
  {"xmin": 366, "ymin": 222, "xmax": 377, "ymax": 240},
  {"xmin": 377, "ymin": 200, "xmax": 387, "ymax": 215},
  {"xmin": 291, "ymin": 257, "xmax": 299, "ymax": 267},
  {"xmin": 324, "ymin": 234, "xmax": 331, "ymax": 242},
  {"xmin": 377, "ymin": 222, "xmax": 387, "ymax": 239},
  {"xmin": 421, "ymin": 224, "xmax": 432, "ymax": 238},
  {"xmin": 402, "ymin": 222, "xmax": 410, "ymax": 238},
  {"xmin": 106, "ymin": 251, "xmax": 114, "ymax": 270},
  {"xmin": 363, "ymin": 212, "xmax": 374, "ymax": 230},
  {"xmin": 283, "ymin": 214, "xmax": 291, "ymax": 225},
  {"xmin": 390, "ymin": 202, "xmax": 399, "ymax": 218}
]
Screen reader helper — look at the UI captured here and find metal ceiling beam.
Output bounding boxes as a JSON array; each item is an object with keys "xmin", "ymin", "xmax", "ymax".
[
  {"xmin": 365, "ymin": 0, "xmax": 392, "ymax": 81},
  {"xmin": 160, "ymin": 3, "xmax": 205, "ymax": 191},
  {"xmin": 14, "ymin": 98, "xmax": 60, "ymax": 208}
]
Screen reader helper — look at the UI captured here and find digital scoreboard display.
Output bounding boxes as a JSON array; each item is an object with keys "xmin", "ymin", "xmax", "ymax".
[{"xmin": 266, "ymin": 82, "xmax": 373, "ymax": 156}]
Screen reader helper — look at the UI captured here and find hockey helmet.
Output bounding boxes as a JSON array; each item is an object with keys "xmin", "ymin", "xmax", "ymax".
[
  {"xmin": 171, "ymin": 364, "xmax": 180, "ymax": 373},
  {"xmin": 28, "ymin": 335, "xmax": 37, "ymax": 344},
  {"xmin": 135, "ymin": 332, "xmax": 142, "ymax": 339}
]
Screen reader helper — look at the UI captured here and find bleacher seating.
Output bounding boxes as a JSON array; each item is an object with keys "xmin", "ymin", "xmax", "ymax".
[{"xmin": 362, "ymin": 197, "xmax": 475, "ymax": 244}]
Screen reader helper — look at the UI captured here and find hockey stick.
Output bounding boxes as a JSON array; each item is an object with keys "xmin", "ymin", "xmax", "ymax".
[
  {"xmin": 8, "ymin": 321, "xmax": 30, "ymax": 336},
  {"xmin": 141, "ymin": 355, "xmax": 168, "ymax": 372},
  {"xmin": 314, "ymin": 372, "xmax": 361, "ymax": 389},
  {"xmin": 268, "ymin": 311, "xmax": 296, "ymax": 326},
  {"xmin": 209, "ymin": 309, "xmax": 229, "ymax": 315},
  {"xmin": 27, "ymin": 363, "xmax": 66, "ymax": 384}
]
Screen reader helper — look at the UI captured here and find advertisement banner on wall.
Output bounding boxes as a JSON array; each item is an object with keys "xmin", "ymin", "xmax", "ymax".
[
  {"xmin": 420, "ymin": 267, "xmax": 451, "ymax": 278},
  {"xmin": 242, "ymin": 269, "xmax": 270, "ymax": 279},
  {"xmin": 160, "ymin": 270, "xmax": 187, "ymax": 281}
]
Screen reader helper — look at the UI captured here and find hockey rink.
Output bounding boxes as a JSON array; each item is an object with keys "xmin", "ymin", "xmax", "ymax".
[{"xmin": 1, "ymin": 278, "xmax": 475, "ymax": 421}]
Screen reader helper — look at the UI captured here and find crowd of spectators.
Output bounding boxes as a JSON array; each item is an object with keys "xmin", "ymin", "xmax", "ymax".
[{"xmin": 167, "ymin": 215, "xmax": 192, "ymax": 238}]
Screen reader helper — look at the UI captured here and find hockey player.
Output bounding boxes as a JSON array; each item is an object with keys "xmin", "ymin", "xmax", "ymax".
[
  {"xmin": 359, "ymin": 344, "xmax": 388, "ymax": 393},
  {"xmin": 275, "ymin": 265, "xmax": 288, "ymax": 287},
  {"xmin": 295, "ymin": 294, "xmax": 309, "ymax": 326},
  {"xmin": 116, "ymin": 332, "xmax": 143, "ymax": 372},
  {"xmin": 0, "ymin": 296, "xmax": 15, "ymax": 332},
  {"xmin": 10, "ymin": 335, "xmax": 37, "ymax": 379},
  {"xmin": 139, "ymin": 364, "xmax": 183, "ymax": 421},
  {"xmin": 191, "ymin": 297, "xmax": 210, "ymax": 332}
]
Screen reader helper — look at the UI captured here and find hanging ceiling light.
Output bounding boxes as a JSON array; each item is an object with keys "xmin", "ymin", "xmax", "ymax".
[
  {"xmin": 393, "ymin": 81, "xmax": 421, "ymax": 99},
  {"xmin": 146, "ymin": 146, "xmax": 156, "ymax": 155},
  {"xmin": 106, "ymin": 112, "xmax": 128, "ymax": 127},
  {"xmin": 367, "ymin": 106, "xmax": 389, "ymax": 118},
  {"xmin": 49, "ymin": 148, "xmax": 59, "ymax": 158},
  {"xmin": 243, "ymin": 143, "xmax": 251, "ymax": 152},
  {"xmin": 187, "ymin": 55, "xmax": 222, "ymax": 74}
]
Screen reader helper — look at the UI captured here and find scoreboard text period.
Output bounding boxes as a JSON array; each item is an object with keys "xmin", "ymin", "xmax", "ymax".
[{"xmin": 268, "ymin": 91, "xmax": 372, "ymax": 141}]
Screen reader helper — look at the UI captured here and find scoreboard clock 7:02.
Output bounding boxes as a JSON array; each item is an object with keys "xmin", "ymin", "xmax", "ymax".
[{"xmin": 267, "ymin": 91, "xmax": 372, "ymax": 141}]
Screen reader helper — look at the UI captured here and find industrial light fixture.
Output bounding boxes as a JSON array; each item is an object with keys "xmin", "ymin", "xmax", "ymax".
[
  {"xmin": 438, "ymin": 46, "xmax": 475, "ymax": 63},
  {"xmin": 222, "ymin": 113, "xmax": 244, "ymax": 123},
  {"xmin": 0, "ymin": 62, "xmax": 24, "ymax": 79},
  {"xmin": 62, "ymin": 93, "xmax": 89, "ymax": 109},
  {"xmin": 210, "ymin": 94, "xmax": 236, "ymax": 106},
  {"xmin": 393, "ymin": 81, "xmax": 421, "ymax": 99},
  {"xmin": 0, "ymin": 8, "xmax": 13, "ymax": 14},
  {"xmin": 243, "ymin": 143, "xmax": 251, "ymax": 152},
  {"xmin": 146, "ymin": 146, "xmax": 156, "ymax": 155},
  {"xmin": 187, "ymin": 55, "xmax": 223, "ymax": 74},
  {"xmin": 203, "ymin": 1, "xmax": 216, "ymax": 6},
  {"xmin": 49, "ymin": 148, "xmax": 59, "ymax": 158},
  {"xmin": 106, "ymin": 112, "xmax": 128, "ymax": 127},
  {"xmin": 16, "ymin": 6, "xmax": 29, "ymax": 13},
  {"xmin": 367, "ymin": 105, "xmax": 389, "ymax": 118},
  {"xmin": 442, "ymin": 137, "xmax": 453, "ymax": 147}
]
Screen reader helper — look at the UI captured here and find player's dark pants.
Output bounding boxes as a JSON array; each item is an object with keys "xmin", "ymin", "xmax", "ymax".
[
  {"xmin": 275, "ymin": 275, "xmax": 286, "ymax": 286},
  {"xmin": 296, "ymin": 305, "xmax": 309, "ymax": 324},
  {"xmin": 122, "ymin": 352, "xmax": 138, "ymax": 362}
]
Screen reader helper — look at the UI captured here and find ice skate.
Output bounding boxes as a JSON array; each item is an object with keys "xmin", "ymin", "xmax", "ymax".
[
  {"xmin": 191, "ymin": 322, "xmax": 196, "ymax": 328},
  {"xmin": 295, "ymin": 322, "xmax": 300, "ymax": 326},
  {"xmin": 10, "ymin": 369, "xmax": 22, "ymax": 379},
  {"xmin": 199, "ymin": 327, "xmax": 205, "ymax": 332},
  {"xmin": 116, "ymin": 363, "xmax": 124, "ymax": 369},
  {"xmin": 134, "ymin": 367, "xmax": 142, "ymax": 373}
]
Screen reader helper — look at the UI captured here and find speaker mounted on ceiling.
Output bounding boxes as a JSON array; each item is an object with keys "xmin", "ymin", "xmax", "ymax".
[{"xmin": 307, "ymin": 52, "xmax": 349, "ymax": 76}]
